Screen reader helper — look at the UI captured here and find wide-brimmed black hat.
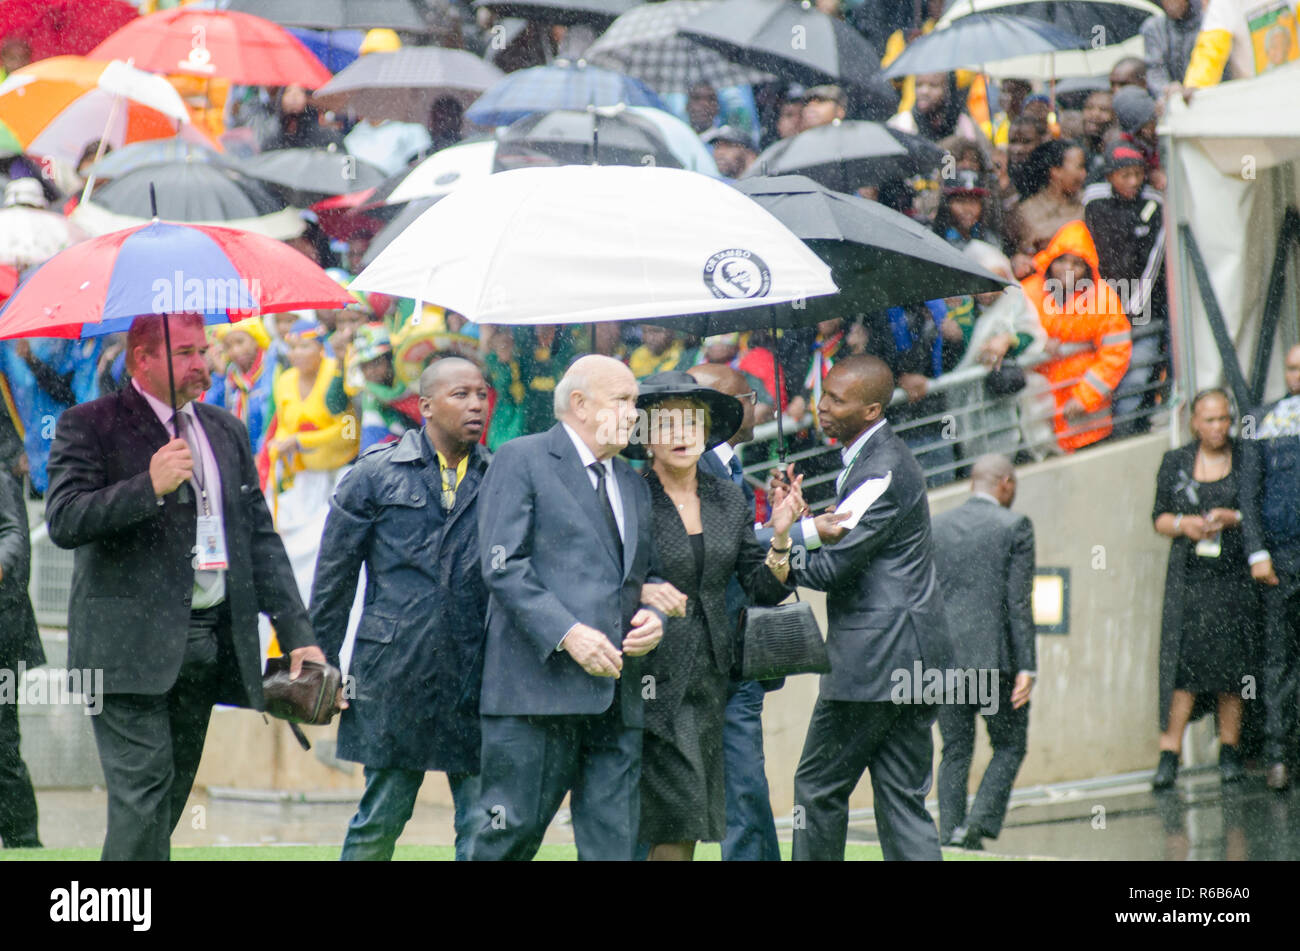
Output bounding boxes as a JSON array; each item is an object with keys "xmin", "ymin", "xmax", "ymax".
[{"xmin": 624, "ymin": 370, "xmax": 744, "ymax": 461}]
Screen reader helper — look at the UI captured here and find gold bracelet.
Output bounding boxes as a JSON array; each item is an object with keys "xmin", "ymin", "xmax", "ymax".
[{"xmin": 766, "ymin": 547, "xmax": 791, "ymax": 570}]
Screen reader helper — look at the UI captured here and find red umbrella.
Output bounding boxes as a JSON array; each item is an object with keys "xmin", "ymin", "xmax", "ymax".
[
  {"xmin": 0, "ymin": 0, "xmax": 138, "ymax": 62},
  {"xmin": 89, "ymin": 9, "xmax": 332, "ymax": 89}
]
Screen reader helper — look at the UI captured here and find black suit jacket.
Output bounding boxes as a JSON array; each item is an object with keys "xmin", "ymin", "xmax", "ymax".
[
  {"xmin": 931, "ymin": 496, "xmax": 1036, "ymax": 675},
  {"xmin": 793, "ymin": 421, "xmax": 953, "ymax": 701},
  {"xmin": 45, "ymin": 383, "xmax": 314, "ymax": 705},
  {"xmin": 0, "ymin": 468, "xmax": 42, "ymax": 670},
  {"xmin": 477, "ymin": 423, "xmax": 663, "ymax": 725}
]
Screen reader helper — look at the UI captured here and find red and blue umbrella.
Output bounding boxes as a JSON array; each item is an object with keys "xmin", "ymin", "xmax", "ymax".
[{"xmin": 0, "ymin": 220, "xmax": 352, "ymax": 340}]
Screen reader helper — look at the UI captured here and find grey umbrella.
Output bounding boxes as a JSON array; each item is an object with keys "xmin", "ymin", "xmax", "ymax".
[
  {"xmin": 473, "ymin": 0, "xmax": 638, "ymax": 27},
  {"xmin": 312, "ymin": 47, "xmax": 505, "ymax": 123},
  {"xmin": 743, "ymin": 119, "xmax": 945, "ymax": 193},
  {"xmin": 241, "ymin": 147, "xmax": 388, "ymax": 206},
  {"xmin": 494, "ymin": 108, "xmax": 683, "ymax": 171},
  {"xmin": 225, "ymin": 0, "xmax": 430, "ymax": 32},
  {"xmin": 682, "ymin": 0, "xmax": 883, "ymax": 88}
]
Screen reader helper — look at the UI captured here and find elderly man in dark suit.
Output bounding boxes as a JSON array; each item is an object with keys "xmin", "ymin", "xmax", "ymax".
[
  {"xmin": 311, "ymin": 356, "xmax": 491, "ymax": 861},
  {"xmin": 0, "ymin": 436, "xmax": 43, "ymax": 849},
  {"xmin": 469, "ymin": 354, "xmax": 679, "ymax": 861},
  {"xmin": 789, "ymin": 354, "xmax": 953, "ymax": 861},
  {"xmin": 45, "ymin": 313, "xmax": 328, "ymax": 861},
  {"xmin": 931, "ymin": 454, "xmax": 1036, "ymax": 851}
]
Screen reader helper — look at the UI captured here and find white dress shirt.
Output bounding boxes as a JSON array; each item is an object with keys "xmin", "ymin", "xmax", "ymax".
[
  {"xmin": 563, "ymin": 421, "xmax": 625, "ymax": 543},
  {"xmin": 133, "ymin": 379, "xmax": 226, "ymax": 608},
  {"xmin": 835, "ymin": 417, "xmax": 888, "ymax": 495}
]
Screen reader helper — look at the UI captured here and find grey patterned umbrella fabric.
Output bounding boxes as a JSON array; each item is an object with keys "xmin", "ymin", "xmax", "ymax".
[
  {"xmin": 584, "ymin": 0, "xmax": 772, "ymax": 96},
  {"xmin": 472, "ymin": 0, "xmax": 638, "ymax": 27}
]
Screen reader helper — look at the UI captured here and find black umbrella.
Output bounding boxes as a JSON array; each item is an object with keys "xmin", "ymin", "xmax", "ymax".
[
  {"xmin": 743, "ymin": 119, "xmax": 944, "ymax": 193},
  {"xmin": 241, "ymin": 147, "xmax": 388, "ymax": 206},
  {"xmin": 225, "ymin": 0, "xmax": 430, "ymax": 32},
  {"xmin": 361, "ymin": 198, "xmax": 437, "ymax": 268},
  {"xmin": 643, "ymin": 174, "xmax": 1007, "ymax": 457},
  {"xmin": 73, "ymin": 162, "xmax": 303, "ymax": 239},
  {"xmin": 472, "ymin": 0, "xmax": 638, "ymax": 27},
  {"xmin": 494, "ymin": 109, "xmax": 683, "ymax": 171},
  {"xmin": 681, "ymin": 0, "xmax": 881, "ymax": 88},
  {"xmin": 943, "ymin": 0, "xmax": 1158, "ymax": 44},
  {"xmin": 645, "ymin": 174, "xmax": 1007, "ymax": 338},
  {"xmin": 313, "ymin": 47, "xmax": 505, "ymax": 123},
  {"xmin": 881, "ymin": 13, "xmax": 1087, "ymax": 78}
]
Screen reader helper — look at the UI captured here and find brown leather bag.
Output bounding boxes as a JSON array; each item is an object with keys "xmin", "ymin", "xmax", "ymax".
[{"xmin": 261, "ymin": 657, "xmax": 343, "ymax": 726}]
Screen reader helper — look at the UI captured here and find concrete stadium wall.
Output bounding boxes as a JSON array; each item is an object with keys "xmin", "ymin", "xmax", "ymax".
[{"xmin": 29, "ymin": 433, "xmax": 1178, "ymax": 822}]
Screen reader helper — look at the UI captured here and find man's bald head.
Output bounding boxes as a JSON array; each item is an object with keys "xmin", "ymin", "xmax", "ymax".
[
  {"xmin": 970, "ymin": 454, "xmax": 1017, "ymax": 507},
  {"xmin": 829, "ymin": 355, "xmax": 895, "ymax": 407},
  {"xmin": 555, "ymin": 353, "xmax": 639, "ymax": 459},
  {"xmin": 1286, "ymin": 344, "xmax": 1300, "ymax": 396},
  {"xmin": 419, "ymin": 354, "xmax": 482, "ymax": 397},
  {"xmin": 817, "ymin": 355, "xmax": 895, "ymax": 443}
]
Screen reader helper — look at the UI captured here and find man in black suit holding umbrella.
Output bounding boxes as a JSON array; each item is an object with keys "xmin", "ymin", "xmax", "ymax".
[
  {"xmin": 788, "ymin": 354, "xmax": 953, "ymax": 861},
  {"xmin": 45, "ymin": 313, "xmax": 330, "ymax": 861}
]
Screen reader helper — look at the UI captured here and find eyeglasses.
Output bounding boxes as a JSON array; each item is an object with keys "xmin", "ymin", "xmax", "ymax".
[{"xmin": 738, "ymin": 391, "xmax": 758, "ymax": 405}]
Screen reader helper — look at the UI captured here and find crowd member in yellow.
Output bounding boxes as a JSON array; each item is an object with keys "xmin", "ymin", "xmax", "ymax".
[{"xmin": 1179, "ymin": 0, "xmax": 1298, "ymax": 89}]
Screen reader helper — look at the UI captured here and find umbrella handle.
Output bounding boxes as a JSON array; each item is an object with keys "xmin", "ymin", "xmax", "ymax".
[{"xmin": 79, "ymin": 94, "xmax": 124, "ymax": 206}]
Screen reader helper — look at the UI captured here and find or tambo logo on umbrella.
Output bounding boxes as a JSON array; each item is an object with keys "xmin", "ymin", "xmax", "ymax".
[{"xmin": 703, "ymin": 248, "xmax": 770, "ymax": 299}]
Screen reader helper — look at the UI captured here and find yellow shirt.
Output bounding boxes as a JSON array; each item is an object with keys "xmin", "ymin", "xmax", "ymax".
[
  {"xmin": 272, "ymin": 356, "xmax": 359, "ymax": 472},
  {"xmin": 435, "ymin": 449, "xmax": 470, "ymax": 510}
]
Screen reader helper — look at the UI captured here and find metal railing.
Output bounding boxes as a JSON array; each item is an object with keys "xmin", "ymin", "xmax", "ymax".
[{"xmin": 738, "ymin": 320, "xmax": 1170, "ymax": 502}]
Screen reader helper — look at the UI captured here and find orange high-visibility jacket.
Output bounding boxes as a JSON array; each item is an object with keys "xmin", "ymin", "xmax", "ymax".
[{"xmin": 1021, "ymin": 220, "xmax": 1133, "ymax": 452}]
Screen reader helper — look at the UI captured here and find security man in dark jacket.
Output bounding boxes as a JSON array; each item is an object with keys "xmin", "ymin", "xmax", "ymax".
[
  {"xmin": 0, "ymin": 431, "xmax": 43, "ymax": 848},
  {"xmin": 931, "ymin": 455, "xmax": 1037, "ymax": 850},
  {"xmin": 311, "ymin": 355, "xmax": 491, "ymax": 860}
]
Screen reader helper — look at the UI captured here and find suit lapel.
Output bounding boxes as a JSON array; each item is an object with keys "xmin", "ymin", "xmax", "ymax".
[
  {"xmin": 120, "ymin": 383, "xmax": 171, "ymax": 454},
  {"xmin": 546, "ymin": 424, "xmax": 621, "ymax": 570},
  {"xmin": 698, "ymin": 475, "xmax": 727, "ymax": 581}
]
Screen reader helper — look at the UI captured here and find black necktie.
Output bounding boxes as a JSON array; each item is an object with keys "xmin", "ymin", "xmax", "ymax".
[
  {"xmin": 728, "ymin": 455, "xmax": 744, "ymax": 486},
  {"xmin": 589, "ymin": 462, "xmax": 622, "ymax": 556}
]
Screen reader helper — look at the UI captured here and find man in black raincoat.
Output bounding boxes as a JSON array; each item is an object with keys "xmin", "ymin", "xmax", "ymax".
[{"xmin": 311, "ymin": 355, "xmax": 491, "ymax": 860}]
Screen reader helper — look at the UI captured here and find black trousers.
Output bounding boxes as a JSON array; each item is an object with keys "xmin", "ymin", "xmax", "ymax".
[
  {"xmin": 91, "ymin": 607, "xmax": 223, "ymax": 861},
  {"xmin": 936, "ymin": 678, "xmax": 1027, "ymax": 842},
  {"xmin": 0, "ymin": 685, "xmax": 40, "ymax": 847},
  {"xmin": 468, "ymin": 703, "xmax": 641, "ymax": 861},
  {"xmin": 792, "ymin": 698, "xmax": 941, "ymax": 861},
  {"xmin": 1262, "ymin": 583, "xmax": 1300, "ymax": 763}
]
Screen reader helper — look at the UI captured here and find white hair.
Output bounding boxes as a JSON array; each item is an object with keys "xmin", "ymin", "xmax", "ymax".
[{"xmin": 554, "ymin": 364, "xmax": 588, "ymax": 419}]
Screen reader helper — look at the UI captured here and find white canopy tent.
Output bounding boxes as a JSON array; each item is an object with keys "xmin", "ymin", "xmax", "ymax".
[{"xmin": 1162, "ymin": 62, "xmax": 1300, "ymax": 412}]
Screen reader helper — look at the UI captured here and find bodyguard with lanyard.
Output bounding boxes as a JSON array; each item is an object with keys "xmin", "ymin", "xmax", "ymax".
[{"xmin": 46, "ymin": 313, "xmax": 326, "ymax": 860}]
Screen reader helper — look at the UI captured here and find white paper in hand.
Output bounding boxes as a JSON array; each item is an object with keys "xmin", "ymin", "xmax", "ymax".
[{"xmin": 834, "ymin": 471, "xmax": 892, "ymax": 531}]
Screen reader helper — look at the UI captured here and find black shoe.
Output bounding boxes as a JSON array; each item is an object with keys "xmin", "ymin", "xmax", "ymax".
[
  {"xmin": 946, "ymin": 824, "xmax": 984, "ymax": 850},
  {"xmin": 1152, "ymin": 750, "xmax": 1179, "ymax": 790},
  {"xmin": 1219, "ymin": 745, "xmax": 1245, "ymax": 784}
]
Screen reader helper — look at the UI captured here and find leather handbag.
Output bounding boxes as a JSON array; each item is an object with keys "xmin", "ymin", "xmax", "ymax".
[
  {"xmin": 739, "ymin": 595, "xmax": 830, "ymax": 681},
  {"xmin": 262, "ymin": 657, "xmax": 343, "ymax": 726}
]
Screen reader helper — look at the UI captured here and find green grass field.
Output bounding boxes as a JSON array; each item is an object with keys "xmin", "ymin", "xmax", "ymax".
[{"xmin": 0, "ymin": 842, "xmax": 1011, "ymax": 861}]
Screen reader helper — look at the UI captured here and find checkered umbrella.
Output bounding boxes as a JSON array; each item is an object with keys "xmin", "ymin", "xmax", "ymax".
[{"xmin": 584, "ymin": 0, "xmax": 772, "ymax": 96}]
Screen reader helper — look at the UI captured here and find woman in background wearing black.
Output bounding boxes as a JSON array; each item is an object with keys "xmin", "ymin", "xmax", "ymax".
[{"xmin": 1151, "ymin": 389, "xmax": 1260, "ymax": 789}]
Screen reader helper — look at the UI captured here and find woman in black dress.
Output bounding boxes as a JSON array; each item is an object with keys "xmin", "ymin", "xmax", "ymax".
[
  {"xmin": 1151, "ymin": 389, "xmax": 1260, "ymax": 788},
  {"xmin": 632, "ymin": 371, "xmax": 801, "ymax": 861}
]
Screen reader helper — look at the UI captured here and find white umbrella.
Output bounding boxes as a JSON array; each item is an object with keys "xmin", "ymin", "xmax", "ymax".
[
  {"xmin": 351, "ymin": 164, "xmax": 836, "ymax": 325},
  {"xmin": 0, "ymin": 206, "xmax": 87, "ymax": 269},
  {"xmin": 383, "ymin": 138, "xmax": 498, "ymax": 205}
]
